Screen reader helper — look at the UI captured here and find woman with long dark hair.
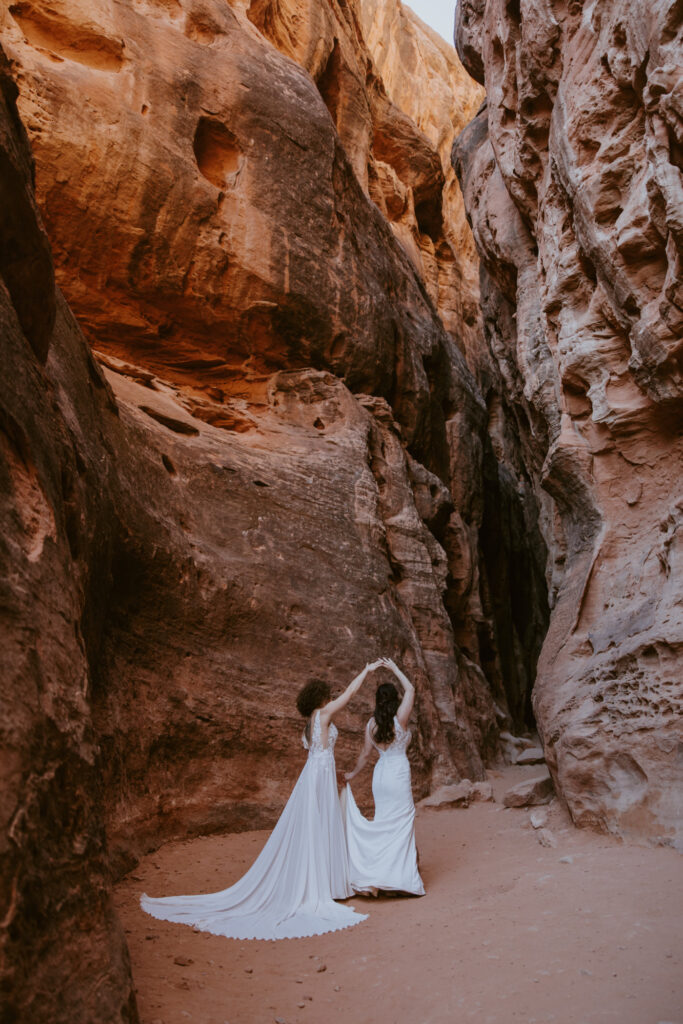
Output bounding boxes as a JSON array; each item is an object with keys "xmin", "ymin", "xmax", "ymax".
[
  {"xmin": 343, "ymin": 657, "xmax": 424, "ymax": 896},
  {"xmin": 141, "ymin": 660, "xmax": 383, "ymax": 940}
]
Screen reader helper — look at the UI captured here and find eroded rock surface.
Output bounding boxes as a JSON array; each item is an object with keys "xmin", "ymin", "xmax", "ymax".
[
  {"xmin": 453, "ymin": 0, "xmax": 683, "ymax": 847},
  {"xmin": 0, "ymin": 2, "xmax": 552, "ymax": 1017},
  {"xmin": 0, "ymin": 49, "xmax": 137, "ymax": 1024},
  {"xmin": 360, "ymin": 0, "xmax": 485, "ymax": 359}
]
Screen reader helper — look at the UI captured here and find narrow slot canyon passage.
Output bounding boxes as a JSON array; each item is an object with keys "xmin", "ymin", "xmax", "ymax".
[{"xmin": 1, "ymin": 0, "xmax": 681, "ymax": 1022}]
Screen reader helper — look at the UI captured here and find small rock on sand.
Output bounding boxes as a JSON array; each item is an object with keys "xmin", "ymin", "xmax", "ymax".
[
  {"xmin": 515, "ymin": 746, "xmax": 545, "ymax": 765},
  {"xmin": 529, "ymin": 808, "xmax": 549, "ymax": 829},
  {"xmin": 503, "ymin": 769, "xmax": 554, "ymax": 808},
  {"xmin": 537, "ymin": 828, "xmax": 557, "ymax": 848},
  {"xmin": 419, "ymin": 780, "xmax": 494, "ymax": 809}
]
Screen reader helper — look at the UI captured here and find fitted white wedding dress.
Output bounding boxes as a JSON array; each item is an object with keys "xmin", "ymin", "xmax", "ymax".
[
  {"xmin": 140, "ymin": 711, "xmax": 368, "ymax": 940},
  {"xmin": 343, "ymin": 716, "xmax": 425, "ymax": 896}
]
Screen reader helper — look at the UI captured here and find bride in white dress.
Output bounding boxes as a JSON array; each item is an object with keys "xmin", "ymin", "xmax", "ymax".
[
  {"xmin": 140, "ymin": 661, "xmax": 384, "ymax": 940},
  {"xmin": 343, "ymin": 658, "xmax": 425, "ymax": 896}
]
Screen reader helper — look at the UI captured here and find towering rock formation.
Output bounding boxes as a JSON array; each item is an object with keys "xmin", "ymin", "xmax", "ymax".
[
  {"xmin": 453, "ymin": 0, "xmax": 683, "ymax": 848},
  {"xmin": 0, "ymin": 3, "xmax": 547, "ymax": 1018},
  {"xmin": 0, "ymin": 49, "xmax": 137, "ymax": 1023},
  {"xmin": 361, "ymin": 0, "xmax": 484, "ymax": 359}
]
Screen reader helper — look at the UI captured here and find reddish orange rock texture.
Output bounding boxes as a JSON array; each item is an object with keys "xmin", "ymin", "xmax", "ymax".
[
  {"xmin": 2, "ymin": 0, "xmax": 680, "ymax": 1019},
  {"xmin": 0, "ymin": 3, "xmax": 550, "ymax": 1019},
  {"xmin": 0, "ymin": 50, "xmax": 137, "ymax": 1022},
  {"xmin": 453, "ymin": 0, "xmax": 683, "ymax": 847}
]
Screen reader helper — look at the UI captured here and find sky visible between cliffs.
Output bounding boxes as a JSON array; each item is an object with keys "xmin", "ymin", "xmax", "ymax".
[{"xmin": 405, "ymin": 0, "xmax": 457, "ymax": 45}]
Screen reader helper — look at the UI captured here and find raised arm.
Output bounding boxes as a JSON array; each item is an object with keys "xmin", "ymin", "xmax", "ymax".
[
  {"xmin": 320, "ymin": 660, "xmax": 382, "ymax": 723},
  {"xmin": 380, "ymin": 657, "xmax": 415, "ymax": 728},
  {"xmin": 344, "ymin": 720, "xmax": 376, "ymax": 782}
]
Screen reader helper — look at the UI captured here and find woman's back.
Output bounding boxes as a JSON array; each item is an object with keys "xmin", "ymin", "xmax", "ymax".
[{"xmin": 367, "ymin": 715, "xmax": 411, "ymax": 755}]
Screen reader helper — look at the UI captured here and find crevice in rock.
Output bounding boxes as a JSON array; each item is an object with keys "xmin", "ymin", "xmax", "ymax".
[{"xmin": 316, "ymin": 38, "xmax": 343, "ymax": 129}]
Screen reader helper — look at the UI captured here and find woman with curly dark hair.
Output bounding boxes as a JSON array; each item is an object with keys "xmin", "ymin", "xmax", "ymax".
[
  {"xmin": 141, "ymin": 659, "xmax": 383, "ymax": 940},
  {"xmin": 342, "ymin": 657, "xmax": 424, "ymax": 896}
]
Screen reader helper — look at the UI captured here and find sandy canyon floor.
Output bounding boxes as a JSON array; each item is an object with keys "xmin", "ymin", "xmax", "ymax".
[{"xmin": 115, "ymin": 766, "xmax": 683, "ymax": 1024}]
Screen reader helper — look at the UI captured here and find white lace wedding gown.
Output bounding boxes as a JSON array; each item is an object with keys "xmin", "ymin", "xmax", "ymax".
[
  {"xmin": 343, "ymin": 716, "xmax": 425, "ymax": 896},
  {"xmin": 140, "ymin": 711, "xmax": 368, "ymax": 940}
]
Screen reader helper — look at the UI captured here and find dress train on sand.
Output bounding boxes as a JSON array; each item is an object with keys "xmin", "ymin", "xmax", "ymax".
[{"xmin": 140, "ymin": 711, "xmax": 367, "ymax": 940}]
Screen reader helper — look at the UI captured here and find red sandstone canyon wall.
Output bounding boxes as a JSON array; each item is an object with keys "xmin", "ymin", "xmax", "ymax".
[
  {"xmin": 0, "ymin": 4, "xmax": 552, "ymax": 1017},
  {"xmin": 0, "ymin": 49, "xmax": 138, "ymax": 1022},
  {"xmin": 10, "ymin": 0, "xmax": 680, "ymax": 1016},
  {"xmin": 453, "ymin": 0, "xmax": 683, "ymax": 848}
]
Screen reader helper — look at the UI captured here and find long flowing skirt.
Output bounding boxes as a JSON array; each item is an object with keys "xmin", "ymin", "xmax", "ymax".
[
  {"xmin": 140, "ymin": 751, "xmax": 367, "ymax": 940},
  {"xmin": 343, "ymin": 752, "xmax": 425, "ymax": 896}
]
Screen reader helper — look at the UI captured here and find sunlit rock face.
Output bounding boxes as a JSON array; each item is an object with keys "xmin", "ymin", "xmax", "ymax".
[
  {"xmin": 453, "ymin": 0, "xmax": 683, "ymax": 848},
  {"xmin": 360, "ymin": 0, "xmax": 484, "ymax": 360}
]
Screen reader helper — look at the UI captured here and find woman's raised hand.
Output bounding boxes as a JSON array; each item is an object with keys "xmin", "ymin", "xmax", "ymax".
[{"xmin": 365, "ymin": 659, "xmax": 383, "ymax": 672}]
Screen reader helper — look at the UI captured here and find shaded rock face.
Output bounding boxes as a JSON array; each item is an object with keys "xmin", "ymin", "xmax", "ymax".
[
  {"xmin": 360, "ymin": 0, "xmax": 550, "ymax": 730},
  {"xmin": 453, "ymin": 1, "xmax": 683, "ymax": 848},
  {"xmin": 0, "ymin": 51, "xmax": 137, "ymax": 1024}
]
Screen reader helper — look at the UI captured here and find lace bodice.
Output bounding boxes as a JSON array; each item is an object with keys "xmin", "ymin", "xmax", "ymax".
[
  {"xmin": 302, "ymin": 710, "xmax": 337, "ymax": 756},
  {"xmin": 369, "ymin": 716, "xmax": 411, "ymax": 756}
]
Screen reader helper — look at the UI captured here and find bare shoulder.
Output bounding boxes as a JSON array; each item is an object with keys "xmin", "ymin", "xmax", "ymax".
[{"xmin": 318, "ymin": 703, "xmax": 334, "ymax": 724}]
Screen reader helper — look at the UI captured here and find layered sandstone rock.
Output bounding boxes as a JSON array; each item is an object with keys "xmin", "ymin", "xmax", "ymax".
[
  {"xmin": 453, "ymin": 0, "xmax": 683, "ymax": 847},
  {"xmin": 0, "ymin": 18, "xmax": 475, "ymax": 1015},
  {"xmin": 0, "ymin": 6, "xmax": 505, "ymax": 1013},
  {"xmin": 360, "ymin": 0, "xmax": 485, "ymax": 358},
  {"xmin": 0, "ymin": 50, "xmax": 137, "ymax": 1022},
  {"xmin": 360, "ymin": 0, "xmax": 551, "ymax": 731},
  {"xmin": 1, "ymin": 2, "xmax": 551, "ymax": 1016}
]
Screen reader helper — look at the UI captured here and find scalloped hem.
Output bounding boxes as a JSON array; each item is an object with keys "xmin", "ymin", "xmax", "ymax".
[{"xmin": 140, "ymin": 896, "xmax": 369, "ymax": 941}]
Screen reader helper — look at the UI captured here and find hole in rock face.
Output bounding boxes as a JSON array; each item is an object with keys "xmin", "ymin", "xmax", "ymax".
[
  {"xmin": 161, "ymin": 454, "xmax": 176, "ymax": 475},
  {"xmin": 193, "ymin": 117, "xmax": 242, "ymax": 189},
  {"xmin": 562, "ymin": 376, "xmax": 591, "ymax": 418},
  {"xmin": 415, "ymin": 198, "xmax": 443, "ymax": 242},
  {"xmin": 668, "ymin": 124, "xmax": 683, "ymax": 172},
  {"xmin": 313, "ymin": 418, "xmax": 325, "ymax": 430}
]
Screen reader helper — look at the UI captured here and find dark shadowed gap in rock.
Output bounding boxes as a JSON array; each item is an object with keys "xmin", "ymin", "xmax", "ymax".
[
  {"xmin": 478, "ymin": 433, "xmax": 549, "ymax": 733},
  {"xmin": 315, "ymin": 38, "xmax": 344, "ymax": 129},
  {"xmin": 415, "ymin": 198, "xmax": 443, "ymax": 241},
  {"xmin": 506, "ymin": 0, "xmax": 521, "ymax": 27}
]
